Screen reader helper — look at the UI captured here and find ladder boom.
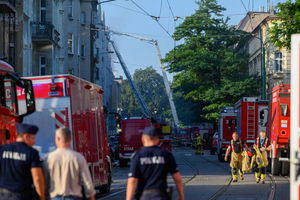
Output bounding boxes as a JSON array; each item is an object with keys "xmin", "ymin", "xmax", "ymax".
[{"xmin": 110, "ymin": 40, "xmax": 150, "ymax": 118}]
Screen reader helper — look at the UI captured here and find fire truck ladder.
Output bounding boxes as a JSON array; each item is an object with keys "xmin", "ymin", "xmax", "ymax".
[
  {"xmin": 108, "ymin": 29, "xmax": 180, "ymax": 128},
  {"xmin": 247, "ymin": 103, "xmax": 256, "ymax": 140},
  {"xmin": 110, "ymin": 40, "xmax": 151, "ymax": 118}
]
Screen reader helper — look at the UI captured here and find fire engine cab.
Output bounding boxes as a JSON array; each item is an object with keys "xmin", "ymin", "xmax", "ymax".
[
  {"xmin": 269, "ymin": 84, "xmax": 290, "ymax": 176},
  {"xmin": 217, "ymin": 106, "xmax": 237, "ymax": 161},
  {"xmin": 0, "ymin": 60, "xmax": 35, "ymax": 145}
]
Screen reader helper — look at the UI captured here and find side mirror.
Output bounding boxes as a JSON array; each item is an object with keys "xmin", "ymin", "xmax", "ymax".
[{"xmin": 18, "ymin": 79, "xmax": 35, "ymax": 117}]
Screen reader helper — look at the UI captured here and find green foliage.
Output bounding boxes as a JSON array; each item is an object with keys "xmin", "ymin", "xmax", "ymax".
[
  {"xmin": 120, "ymin": 67, "xmax": 172, "ymax": 123},
  {"xmin": 269, "ymin": 0, "xmax": 300, "ymax": 49},
  {"xmin": 163, "ymin": 0, "xmax": 259, "ymax": 122}
]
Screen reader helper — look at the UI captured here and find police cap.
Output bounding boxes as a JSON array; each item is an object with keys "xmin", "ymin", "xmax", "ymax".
[
  {"xmin": 16, "ymin": 123, "xmax": 39, "ymax": 135},
  {"xmin": 143, "ymin": 126, "xmax": 161, "ymax": 137}
]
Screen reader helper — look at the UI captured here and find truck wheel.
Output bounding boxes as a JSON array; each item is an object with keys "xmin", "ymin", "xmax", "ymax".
[
  {"xmin": 119, "ymin": 159, "xmax": 128, "ymax": 167},
  {"xmin": 271, "ymin": 157, "xmax": 280, "ymax": 175},
  {"xmin": 281, "ymin": 162, "xmax": 289, "ymax": 176}
]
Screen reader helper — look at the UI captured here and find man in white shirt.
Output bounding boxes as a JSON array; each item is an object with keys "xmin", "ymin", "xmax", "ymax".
[{"xmin": 44, "ymin": 127, "xmax": 96, "ymax": 200}]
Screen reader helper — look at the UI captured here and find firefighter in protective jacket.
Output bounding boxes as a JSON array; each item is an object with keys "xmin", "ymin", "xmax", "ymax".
[
  {"xmin": 195, "ymin": 134, "xmax": 205, "ymax": 155},
  {"xmin": 252, "ymin": 130, "xmax": 271, "ymax": 184},
  {"xmin": 225, "ymin": 132, "xmax": 247, "ymax": 182}
]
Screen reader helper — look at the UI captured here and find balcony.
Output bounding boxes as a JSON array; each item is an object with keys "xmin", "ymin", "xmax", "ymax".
[
  {"xmin": 31, "ymin": 22, "xmax": 60, "ymax": 44},
  {"xmin": 0, "ymin": 0, "xmax": 16, "ymax": 13}
]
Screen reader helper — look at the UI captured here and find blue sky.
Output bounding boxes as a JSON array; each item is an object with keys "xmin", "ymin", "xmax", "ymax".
[{"xmin": 101, "ymin": 0, "xmax": 287, "ymax": 80}]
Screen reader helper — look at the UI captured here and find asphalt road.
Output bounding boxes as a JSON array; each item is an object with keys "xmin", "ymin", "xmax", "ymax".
[{"xmin": 97, "ymin": 147, "xmax": 290, "ymax": 200}]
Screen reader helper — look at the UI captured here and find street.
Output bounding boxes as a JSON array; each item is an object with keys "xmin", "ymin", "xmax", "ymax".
[{"xmin": 97, "ymin": 147, "xmax": 290, "ymax": 200}]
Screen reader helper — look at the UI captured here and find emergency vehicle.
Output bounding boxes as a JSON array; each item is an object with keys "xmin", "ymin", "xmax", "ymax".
[
  {"xmin": 0, "ymin": 60, "xmax": 35, "ymax": 145},
  {"xmin": 119, "ymin": 118, "xmax": 152, "ymax": 167},
  {"xmin": 234, "ymin": 97, "xmax": 268, "ymax": 145},
  {"xmin": 20, "ymin": 75, "xmax": 111, "ymax": 193},
  {"xmin": 158, "ymin": 125, "xmax": 172, "ymax": 151},
  {"xmin": 217, "ymin": 107, "xmax": 237, "ymax": 161},
  {"xmin": 289, "ymin": 34, "xmax": 300, "ymax": 199},
  {"xmin": 269, "ymin": 84, "xmax": 290, "ymax": 176}
]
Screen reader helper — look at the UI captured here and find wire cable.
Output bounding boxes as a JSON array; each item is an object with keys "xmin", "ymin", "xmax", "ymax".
[
  {"xmin": 240, "ymin": 0, "xmax": 254, "ymax": 31},
  {"xmin": 129, "ymin": 0, "xmax": 173, "ymax": 38},
  {"xmin": 158, "ymin": 0, "xmax": 163, "ymax": 19}
]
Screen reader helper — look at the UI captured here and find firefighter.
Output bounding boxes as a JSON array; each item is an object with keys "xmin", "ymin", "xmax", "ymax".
[
  {"xmin": 253, "ymin": 130, "xmax": 271, "ymax": 184},
  {"xmin": 195, "ymin": 134, "xmax": 205, "ymax": 155},
  {"xmin": 224, "ymin": 132, "xmax": 246, "ymax": 182}
]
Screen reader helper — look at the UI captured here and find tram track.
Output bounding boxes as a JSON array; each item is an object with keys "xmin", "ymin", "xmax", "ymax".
[
  {"xmin": 181, "ymin": 149, "xmax": 286, "ymax": 200},
  {"xmin": 180, "ymin": 152, "xmax": 233, "ymax": 200}
]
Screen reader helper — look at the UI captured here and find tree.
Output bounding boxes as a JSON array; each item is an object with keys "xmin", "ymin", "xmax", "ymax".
[
  {"xmin": 269, "ymin": 0, "xmax": 300, "ymax": 49},
  {"xmin": 163, "ymin": 0, "xmax": 259, "ymax": 122},
  {"xmin": 120, "ymin": 67, "xmax": 172, "ymax": 123}
]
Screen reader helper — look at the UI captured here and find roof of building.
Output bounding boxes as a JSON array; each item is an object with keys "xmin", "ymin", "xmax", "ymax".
[{"xmin": 236, "ymin": 12, "xmax": 272, "ymax": 33}]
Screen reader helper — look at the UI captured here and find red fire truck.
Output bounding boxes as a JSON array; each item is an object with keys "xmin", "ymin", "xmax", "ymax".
[
  {"xmin": 217, "ymin": 107, "xmax": 237, "ymax": 161},
  {"xmin": 0, "ymin": 60, "xmax": 35, "ymax": 145},
  {"xmin": 119, "ymin": 118, "xmax": 152, "ymax": 167},
  {"xmin": 234, "ymin": 97, "xmax": 268, "ymax": 145},
  {"xmin": 21, "ymin": 75, "xmax": 111, "ymax": 193},
  {"xmin": 269, "ymin": 84, "xmax": 290, "ymax": 176}
]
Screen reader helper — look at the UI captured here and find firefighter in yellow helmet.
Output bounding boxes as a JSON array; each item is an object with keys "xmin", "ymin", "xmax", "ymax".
[
  {"xmin": 252, "ymin": 130, "xmax": 271, "ymax": 184},
  {"xmin": 224, "ymin": 132, "xmax": 247, "ymax": 182},
  {"xmin": 195, "ymin": 134, "xmax": 205, "ymax": 155}
]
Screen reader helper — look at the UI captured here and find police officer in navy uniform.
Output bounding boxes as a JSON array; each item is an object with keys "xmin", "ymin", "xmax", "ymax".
[
  {"xmin": 0, "ymin": 123, "xmax": 46, "ymax": 200},
  {"xmin": 126, "ymin": 126, "xmax": 184, "ymax": 200}
]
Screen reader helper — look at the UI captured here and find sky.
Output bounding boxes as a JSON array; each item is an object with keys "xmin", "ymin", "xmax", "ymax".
[{"xmin": 101, "ymin": 0, "xmax": 288, "ymax": 80}]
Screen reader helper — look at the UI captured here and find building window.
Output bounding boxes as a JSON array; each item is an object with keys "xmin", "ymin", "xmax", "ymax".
[
  {"xmin": 40, "ymin": 56, "xmax": 46, "ymax": 75},
  {"xmin": 67, "ymin": 0, "xmax": 73, "ymax": 18},
  {"xmin": 96, "ymin": 31, "xmax": 99, "ymax": 38},
  {"xmin": 67, "ymin": 33, "xmax": 74, "ymax": 54},
  {"xmin": 40, "ymin": 0, "xmax": 46, "ymax": 23},
  {"xmin": 95, "ymin": 67, "xmax": 99, "ymax": 80},
  {"xmin": 274, "ymin": 51, "xmax": 283, "ymax": 72},
  {"xmin": 81, "ymin": 45, "xmax": 85, "ymax": 57},
  {"xmin": 80, "ymin": 12, "xmax": 86, "ymax": 25},
  {"xmin": 274, "ymin": 51, "xmax": 282, "ymax": 72}
]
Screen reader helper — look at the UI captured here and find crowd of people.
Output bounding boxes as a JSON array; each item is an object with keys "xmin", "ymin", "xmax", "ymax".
[
  {"xmin": 0, "ymin": 122, "xmax": 271, "ymax": 200},
  {"xmin": 0, "ymin": 124, "xmax": 95, "ymax": 200}
]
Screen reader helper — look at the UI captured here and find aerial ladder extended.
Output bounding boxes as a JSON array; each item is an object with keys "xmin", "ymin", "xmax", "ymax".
[
  {"xmin": 109, "ymin": 29, "xmax": 180, "ymax": 128},
  {"xmin": 110, "ymin": 40, "xmax": 150, "ymax": 118}
]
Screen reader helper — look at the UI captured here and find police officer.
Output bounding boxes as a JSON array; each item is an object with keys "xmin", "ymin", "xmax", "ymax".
[
  {"xmin": 0, "ymin": 123, "xmax": 45, "ymax": 200},
  {"xmin": 224, "ymin": 132, "xmax": 246, "ymax": 182},
  {"xmin": 254, "ymin": 130, "xmax": 271, "ymax": 184},
  {"xmin": 126, "ymin": 126, "xmax": 184, "ymax": 200}
]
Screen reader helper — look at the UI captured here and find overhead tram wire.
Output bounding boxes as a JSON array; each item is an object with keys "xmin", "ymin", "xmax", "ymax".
[
  {"xmin": 166, "ymin": 0, "xmax": 177, "ymax": 68},
  {"xmin": 158, "ymin": 0, "xmax": 163, "ymax": 19},
  {"xmin": 129, "ymin": 0, "xmax": 173, "ymax": 38},
  {"xmin": 240, "ymin": 0, "xmax": 254, "ymax": 30},
  {"xmin": 106, "ymin": 3, "xmax": 147, "ymax": 16}
]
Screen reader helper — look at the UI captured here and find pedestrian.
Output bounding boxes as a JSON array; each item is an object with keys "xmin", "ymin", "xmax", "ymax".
[
  {"xmin": 126, "ymin": 126, "xmax": 184, "ymax": 200},
  {"xmin": 224, "ymin": 132, "xmax": 246, "ymax": 182},
  {"xmin": 252, "ymin": 130, "xmax": 271, "ymax": 184},
  {"xmin": 44, "ymin": 127, "xmax": 96, "ymax": 200},
  {"xmin": 0, "ymin": 123, "xmax": 46, "ymax": 200}
]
